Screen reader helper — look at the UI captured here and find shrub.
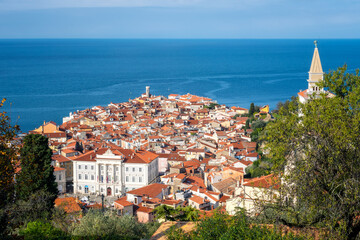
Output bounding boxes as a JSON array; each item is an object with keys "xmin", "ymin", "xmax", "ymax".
[{"xmin": 19, "ymin": 220, "xmax": 68, "ymax": 240}]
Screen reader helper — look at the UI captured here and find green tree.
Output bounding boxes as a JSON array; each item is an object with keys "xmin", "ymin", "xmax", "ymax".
[
  {"xmin": 176, "ymin": 206, "xmax": 200, "ymax": 221},
  {"xmin": 166, "ymin": 210, "xmax": 303, "ymax": 240},
  {"xmin": 245, "ymin": 158, "xmax": 272, "ymax": 178},
  {"xmin": 0, "ymin": 98, "xmax": 20, "ymax": 236},
  {"xmin": 19, "ymin": 220, "xmax": 68, "ymax": 240},
  {"xmin": 16, "ymin": 134, "xmax": 57, "ymax": 202},
  {"xmin": 154, "ymin": 205, "xmax": 199, "ymax": 222},
  {"xmin": 263, "ymin": 66, "xmax": 360, "ymax": 240},
  {"xmin": 320, "ymin": 64, "xmax": 360, "ymax": 99},
  {"xmin": 245, "ymin": 119, "xmax": 250, "ymax": 130},
  {"xmin": 0, "ymin": 99, "xmax": 19, "ymax": 206},
  {"xmin": 204, "ymin": 103, "xmax": 219, "ymax": 110},
  {"xmin": 249, "ymin": 103, "xmax": 255, "ymax": 116},
  {"xmin": 72, "ymin": 210, "xmax": 152, "ymax": 239},
  {"xmin": 250, "ymin": 120, "xmax": 267, "ymax": 142},
  {"xmin": 7, "ymin": 189, "xmax": 57, "ymax": 232},
  {"xmin": 154, "ymin": 205, "xmax": 177, "ymax": 221},
  {"xmin": 273, "ymin": 96, "xmax": 298, "ymax": 115}
]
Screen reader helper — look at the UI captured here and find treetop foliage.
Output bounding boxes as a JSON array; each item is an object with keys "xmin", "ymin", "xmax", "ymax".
[
  {"xmin": 16, "ymin": 134, "xmax": 58, "ymax": 201},
  {"xmin": 262, "ymin": 65, "xmax": 360, "ymax": 240},
  {"xmin": 166, "ymin": 210, "xmax": 304, "ymax": 240}
]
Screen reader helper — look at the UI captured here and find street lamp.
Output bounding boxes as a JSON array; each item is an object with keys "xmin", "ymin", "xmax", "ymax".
[{"xmin": 101, "ymin": 194, "xmax": 105, "ymax": 213}]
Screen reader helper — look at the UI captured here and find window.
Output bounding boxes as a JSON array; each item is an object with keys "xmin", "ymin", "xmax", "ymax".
[
  {"xmin": 126, "ymin": 167, "xmax": 128, "ymax": 172},
  {"xmin": 132, "ymin": 167, "xmax": 135, "ymax": 172},
  {"xmin": 101, "ymin": 187, "xmax": 104, "ymax": 192},
  {"xmin": 79, "ymin": 174, "xmax": 82, "ymax": 180},
  {"xmin": 132, "ymin": 176, "xmax": 135, "ymax": 182},
  {"xmin": 115, "ymin": 188, "xmax": 119, "ymax": 194},
  {"xmin": 115, "ymin": 176, "xmax": 118, "ymax": 182},
  {"xmin": 79, "ymin": 165, "xmax": 81, "ymax": 169},
  {"xmin": 126, "ymin": 176, "xmax": 129, "ymax": 182},
  {"xmin": 79, "ymin": 186, "xmax": 82, "ymax": 190},
  {"xmin": 91, "ymin": 175, "xmax": 95, "ymax": 180},
  {"xmin": 101, "ymin": 166, "xmax": 104, "ymax": 170},
  {"xmin": 116, "ymin": 167, "xmax": 119, "ymax": 171},
  {"xmin": 85, "ymin": 165, "xmax": 88, "ymax": 170},
  {"xmin": 85, "ymin": 174, "xmax": 88, "ymax": 180},
  {"xmin": 59, "ymin": 175, "xmax": 62, "ymax": 181},
  {"xmin": 91, "ymin": 166, "xmax": 94, "ymax": 170},
  {"xmin": 139, "ymin": 177, "xmax": 142, "ymax": 182},
  {"xmin": 139, "ymin": 167, "xmax": 142, "ymax": 172}
]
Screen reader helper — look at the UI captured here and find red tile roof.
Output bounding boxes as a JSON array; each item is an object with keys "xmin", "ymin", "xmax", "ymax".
[
  {"xmin": 189, "ymin": 195, "xmax": 208, "ymax": 205},
  {"xmin": 52, "ymin": 154, "xmax": 71, "ymax": 163},
  {"xmin": 243, "ymin": 174, "xmax": 280, "ymax": 189},
  {"xmin": 127, "ymin": 183, "xmax": 168, "ymax": 198},
  {"xmin": 54, "ymin": 197, "xmax": 82, "ymax": 213},
  {"xmin": 114, "ymin": 197, "xmax": 133, "ymax": 207}
]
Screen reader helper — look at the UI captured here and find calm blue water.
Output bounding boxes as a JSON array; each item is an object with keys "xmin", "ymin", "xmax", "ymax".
[{"xmin": 1, "ymin": 39, "xmax": 360, "ymax": 132}]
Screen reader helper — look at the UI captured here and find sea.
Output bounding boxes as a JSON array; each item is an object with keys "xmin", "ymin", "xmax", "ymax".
[{"xmin": 1, "ymin": 39, "xmax": 360, "ymax": 132}]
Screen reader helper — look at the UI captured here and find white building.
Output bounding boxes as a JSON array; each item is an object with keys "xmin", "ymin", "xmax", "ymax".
[
  {"xmin": 72, "ymin": 147, "xmax": 159, "ymax": 196},
  {"xmin": 226, "ymin": 174, "xmax": 280, "ymax": 215},
  {"xmin": 54, "ymin": 167, "xmax": 66, "ymax": 194}
]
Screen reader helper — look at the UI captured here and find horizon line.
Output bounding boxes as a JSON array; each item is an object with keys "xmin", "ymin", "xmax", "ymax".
[{"xmin": 0, "ymin": 37, "xmax": 360, "ymax": 40}]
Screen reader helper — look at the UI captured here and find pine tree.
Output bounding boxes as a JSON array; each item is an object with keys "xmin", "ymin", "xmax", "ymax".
[
  {"xmin": 16, "ymin": 134, "xmax": 58, "ymax": 202},
  {"xmin": 245, "ymin": 119, "xmax": 250, "ymax": 130},
  {"xmin": 249, "ymin": 102, "xmax": 255, "ymax": 116}
]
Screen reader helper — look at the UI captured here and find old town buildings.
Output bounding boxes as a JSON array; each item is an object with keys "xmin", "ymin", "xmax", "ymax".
[{"xmin": 31, "ymin": 87, "xmax": 275, "ymax": 220}]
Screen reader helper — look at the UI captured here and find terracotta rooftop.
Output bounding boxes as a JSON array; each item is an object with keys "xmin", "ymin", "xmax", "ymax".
[{"xmin": 127, "ymin": 183, "xmax": 168, "ymax": 198}]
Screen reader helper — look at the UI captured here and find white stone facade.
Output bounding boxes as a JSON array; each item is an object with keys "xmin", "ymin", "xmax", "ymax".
[{"xmin": 73, "ymin": 149, "xmax": 158, "ymax": 196}]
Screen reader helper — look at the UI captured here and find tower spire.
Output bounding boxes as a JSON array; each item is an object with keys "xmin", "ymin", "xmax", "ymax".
[
  {"xmin": 307, "ymin": 40, "xmax": 324, "ymax": 93},
  {"xmin": 309, "ymin": 40, "xmax": 323, "ymax": 74}
]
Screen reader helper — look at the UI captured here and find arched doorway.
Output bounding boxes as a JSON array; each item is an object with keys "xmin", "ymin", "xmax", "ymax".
[{"xmin": 107, "ymin": 187, "xmax": 112, "ymax": 196}]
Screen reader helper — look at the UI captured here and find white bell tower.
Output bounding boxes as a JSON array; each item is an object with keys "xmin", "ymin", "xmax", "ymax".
[
  {"xmin": 307, "ymin": 40, "xmax": 324, "ymax": 94},
  {"xmin": 146, "ymin": 86, "xmax": 150, "ymax": 98}
]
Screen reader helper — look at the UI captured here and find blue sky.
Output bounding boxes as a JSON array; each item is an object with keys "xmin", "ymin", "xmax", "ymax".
[{"xmin": 0, "ymin": 0, "xmax": 359, "ymax": 38}]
